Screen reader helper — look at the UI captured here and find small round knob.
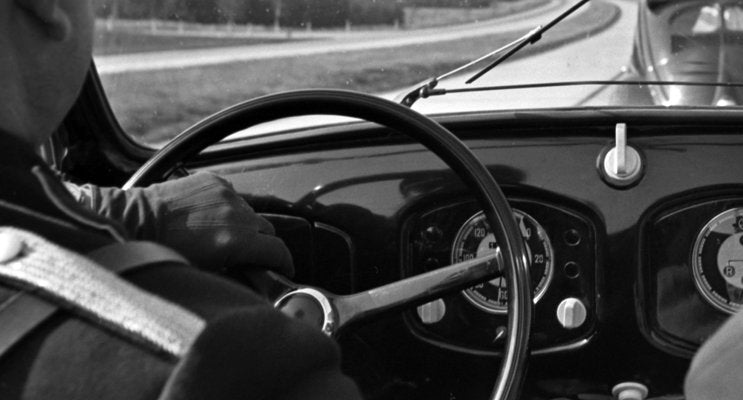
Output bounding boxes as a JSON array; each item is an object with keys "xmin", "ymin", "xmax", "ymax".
[
  {"xmin": 417, "ymin": 299, "xmax": 446, "ymax": 325},
  {"xmin": 603, "ymin": 146, "xmax": 642, "ymax": 181},
  {"xmin": 612, "ymin": 382, "xmax": 648, "ymax": 400},
  {"xmin": 422, "ymin": 226, "xmax": 444, "ymax": 244},
  {"xmin": 556, "ymin": 297, "xmax": 587, "ymax": 329}
]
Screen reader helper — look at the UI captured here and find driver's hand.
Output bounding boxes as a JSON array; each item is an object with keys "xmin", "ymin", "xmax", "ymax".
[{"xmin": 66, "ymin": 172, "xmax": 294, "ymax": 277}]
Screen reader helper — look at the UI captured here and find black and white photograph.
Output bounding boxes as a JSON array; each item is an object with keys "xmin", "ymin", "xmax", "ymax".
[{"xmin": 1, "ymin": 0, "xmax": 743, "ymax": 398}]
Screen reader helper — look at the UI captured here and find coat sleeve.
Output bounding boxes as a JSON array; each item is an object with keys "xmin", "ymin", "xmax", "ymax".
[
  {"xmin": 136, "ymin": 265, "xmax": 364, "ymax": 400},
  {"xmin": 64, "ymin": 173, "xmax": 294, "ymax": 277},
  {"xmin": 0, "ymin": 262, "xmax": 362, "ymax": 400},
  {"xmin": 157, "ymin": 308, "xmax": 361, "ymax": 400}
]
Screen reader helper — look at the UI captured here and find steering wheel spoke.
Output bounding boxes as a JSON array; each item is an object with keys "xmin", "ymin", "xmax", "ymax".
[
  {"xmin": 274, "ymin": 252, "xmax": 502, "ymax": 337},
  {"xmin": 334, "ymin": 252, "xmax": 503, "ymax": 332}
]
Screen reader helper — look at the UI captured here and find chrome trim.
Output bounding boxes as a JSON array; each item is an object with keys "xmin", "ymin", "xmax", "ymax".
[
  {"xmin": 453, "ymin": 209, "xmax": 554, "ymax": 315},
  {"xmin": 532, "ymin": 337, "xmax": 591, "ymax": 355},
  {"xmin": 314, "ymin": 222, "xmax": 358, "ymax": 291},
  {"xmin": 691, "ymin": 208, "xmax": 743, "ymax": 315},
  {"xmin": 406, "ymin": 318, "xmax": 593, "ymax": 357},
  {"xmin": 274, "ymin": 288, "xmax": 336, "ymax": 336}
]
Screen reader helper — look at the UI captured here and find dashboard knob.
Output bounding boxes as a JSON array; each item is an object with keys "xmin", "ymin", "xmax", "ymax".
[
  {"xmin": 611, "ymin": 382, "xmax": 648, "ymax": 400},
  {"xmin": 556, "ymin": 297, "xmax": 587, "ymax": 329},
  {"xmin": 422, "ymin": 226, "xmax": 444, "ymax": 244},
  {"xmin": 416, "ymin": 299, "xmax": 446, "ymax": 325}
]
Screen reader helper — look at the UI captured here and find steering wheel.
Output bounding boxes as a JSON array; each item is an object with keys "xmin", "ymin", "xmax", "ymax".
[{"xmin": 123, "ymin": 89, "xmax": 532, "ymax": 400}]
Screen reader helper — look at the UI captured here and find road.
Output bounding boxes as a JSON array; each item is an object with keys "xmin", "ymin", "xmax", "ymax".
[
  {"xmin": 96, "ymin": 0, "xmax": 577, "ymax": 75},
  {"xmin": 222, "ymin": 0, "xmax": 638, "ymax": 137}
]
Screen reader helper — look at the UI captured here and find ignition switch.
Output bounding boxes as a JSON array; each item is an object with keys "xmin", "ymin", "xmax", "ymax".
[{"xmin": 597, "ymin": 123, "xmax": 644, "ymax": 188}]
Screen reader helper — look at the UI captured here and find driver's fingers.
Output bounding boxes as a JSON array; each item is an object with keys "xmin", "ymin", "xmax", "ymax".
[
  {"xmin": 235, "ymin": 199, "xmax": 276, "ymax": 235},
  {"xmin": 222, "ymin": 231, "xmax": 295, "ymax": 278}
]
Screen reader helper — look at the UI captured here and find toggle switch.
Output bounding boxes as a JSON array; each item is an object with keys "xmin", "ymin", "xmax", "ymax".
[{"xmin": 598, "ymin": 123, "xmax": 644, "ymax": 188}]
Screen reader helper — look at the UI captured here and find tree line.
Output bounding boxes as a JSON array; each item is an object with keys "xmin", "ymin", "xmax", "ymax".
[{"xmin": 95, "ymin": 0, "xmax": 498, "ymax": 28}]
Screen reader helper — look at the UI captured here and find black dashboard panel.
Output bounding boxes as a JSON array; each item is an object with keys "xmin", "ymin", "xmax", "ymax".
[
  {"xmin": 403, "ymin": 198, "xmax": 597, "ymax": 354},
  {"xmin": 199, "ymin": 110, "xmax": 743, "ymax": 397},
  {"xmin": 640, "ymin": 192, "xmax": 743, "ymax": 357}
]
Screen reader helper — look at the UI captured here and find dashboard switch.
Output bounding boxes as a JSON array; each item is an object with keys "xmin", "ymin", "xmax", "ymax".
[
  {"xmin": 422, "ymin": 226, "xmax": 444, "ymax": 244},
  {"xmin": 598, "ymin": 123, "xmax": 644, "ymax": 188},
  {"xmin": 556, "ymin": 298, "xmax": 587, "ymax": 329},
  {"xmin": 611, "ymin": 382, "xmax": 648, "ymax": 400},
  {"xmin": 417, "ymin": 299, "xmax": 446, "ymax": 324}
]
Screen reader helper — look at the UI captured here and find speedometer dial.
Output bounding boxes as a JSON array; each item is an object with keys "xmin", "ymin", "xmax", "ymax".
[
  {"xmin": 451, "ymin": 209, "xmax": 554, "ymax": 314},
  {"xmin": 692, "ymin": 208, "xmax": 743, "ymax": 314}
]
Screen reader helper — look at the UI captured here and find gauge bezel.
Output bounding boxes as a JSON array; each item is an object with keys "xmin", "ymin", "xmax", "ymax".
[
  {"xmin": 451, "ymin": 209, "xmax": 554, "ymax": 314},
  {"xmin": 691, "ymin": 208, "xmax": 743, "ymax": 314}
]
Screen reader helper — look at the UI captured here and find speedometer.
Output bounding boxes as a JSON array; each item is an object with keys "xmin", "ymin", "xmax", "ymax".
[
  {"xmin": 692, "ymin": 208, "xmax": 743, "ymax": 314},
  {"xmin": 451, "ymin": 209, "xmax": 554, "ymax": 314}
]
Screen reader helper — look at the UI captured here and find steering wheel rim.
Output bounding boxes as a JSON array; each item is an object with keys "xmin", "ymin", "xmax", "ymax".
[{"xmin": 124, "ymin": 89, "xmax": 532, "ymax": 400}]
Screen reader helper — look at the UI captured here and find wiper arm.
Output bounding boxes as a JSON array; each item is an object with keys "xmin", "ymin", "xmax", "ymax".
[
  {"xmin": 466, "ymin": 0, "xmax": 590, "ymax": 84},
  {"xmin": 396, "ymin": 0, "xmax": 591, "ymax": 107},
  {"xmin": 395, "ymin": 28, "xmax": 540, "ymax": 107}
]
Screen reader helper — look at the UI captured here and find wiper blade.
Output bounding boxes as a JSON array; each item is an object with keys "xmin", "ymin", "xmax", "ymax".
[
  {"xmin": 466, "ymin": 0, "xmax": 590, "ymax": 84},
  {"xmin": 395, "ymin": 26, "xmax": 543, "ymax": 107},
  {"xmin": 396, "ymin": 0, "xmax": 590, "ymax": 107}
]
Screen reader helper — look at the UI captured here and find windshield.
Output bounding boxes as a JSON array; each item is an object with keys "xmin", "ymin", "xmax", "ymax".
[{"xmin": 93, "ymin": 0, "xmax": 743, "ymax": 146}]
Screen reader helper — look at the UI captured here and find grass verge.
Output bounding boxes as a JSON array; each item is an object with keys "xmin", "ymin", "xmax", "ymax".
[
  {"xmin": 94, "ymin": 30, "xmax": 305, "ymax": 56},
  {"xmin": 404, "ymin": 0, "xmax": 549, "ymax": 29}
]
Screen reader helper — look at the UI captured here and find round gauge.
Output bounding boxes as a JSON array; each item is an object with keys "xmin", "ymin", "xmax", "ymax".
[
  {"xmin": 692, "ymin": 208, "xmax": 743, "ymax": 314},
  {"xmin": 451, "ymin": 209, "xmax": 554, "ymax": 314}
]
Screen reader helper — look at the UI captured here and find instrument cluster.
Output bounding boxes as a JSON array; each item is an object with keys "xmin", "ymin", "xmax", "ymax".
[
  {"xmin": 402, "ymin": 198, "xmax": 598, "ymax": 355},
  {"xmin": 641, "ymin": 193, "xmax": 743, "ymax": 357}
]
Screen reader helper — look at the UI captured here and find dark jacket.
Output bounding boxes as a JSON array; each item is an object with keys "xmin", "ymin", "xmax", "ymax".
[{"xmin": 0, "ymin": 133, "xmax": 360, "ymax": 400}]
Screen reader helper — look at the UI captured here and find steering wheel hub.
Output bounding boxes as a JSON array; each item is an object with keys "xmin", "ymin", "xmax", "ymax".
[{"xmin": 275, "ymin": 288, "xmax": 336, "ymax": 336}]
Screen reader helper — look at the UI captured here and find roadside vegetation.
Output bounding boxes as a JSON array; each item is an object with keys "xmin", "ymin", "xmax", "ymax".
[
  {"xmin": 95, "ymin": 0, "xmax": 529, "ymax": 29},
  {"xmin": 94, "ymin": 32, "xmax": 305, "ymax": 55},
  {"xmin": 97, "ymin": 0, "xmax": 617, "ymax": 145},
  {"xmin": 97, "ymin": 0, "xmax": 404, "ymax": 29}
]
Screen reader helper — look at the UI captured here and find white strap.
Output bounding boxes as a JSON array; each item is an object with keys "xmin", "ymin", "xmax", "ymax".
[{"xmin": 0, "ymin": 227, "xmax": 205, "ymax": 358}]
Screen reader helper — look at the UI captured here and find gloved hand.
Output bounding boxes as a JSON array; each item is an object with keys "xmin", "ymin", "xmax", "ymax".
[{"xmin": 66, "ymin": 172, "xmax": 294, "ymax": 277}]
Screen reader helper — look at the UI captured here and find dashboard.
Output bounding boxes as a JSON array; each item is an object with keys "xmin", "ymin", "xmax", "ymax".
[
  {"xmin": 404, "ymin": 198, "xmax": 595, "ymax": 355},
  {"xmin": 196, "ymin": 108, "xmax": 743, "ymax": 398}
]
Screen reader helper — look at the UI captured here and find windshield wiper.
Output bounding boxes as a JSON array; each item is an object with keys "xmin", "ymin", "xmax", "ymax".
[
  {"xmin": 394, "ymin": 28, "xmax": 541, "ymax": 107},
  {"xmin": 466, "ymin": 0, "xmax": 590, "ymax": 84},
  {"xmin": 396, "ymin": 0, "xmax": 590, "ymax": 107}
]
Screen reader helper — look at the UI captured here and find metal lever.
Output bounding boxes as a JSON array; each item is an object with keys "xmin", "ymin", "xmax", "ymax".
[
  {"xmin": 614, "ymin": 123, "xmax": 629, "ymax": 175},
  {"xmin": 598, "ymin": 123, "xmax": 643, "ymax": 188},
  {"xmin": 274, "ymin": 252, "xmax": 502, "ymax": 337}
]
